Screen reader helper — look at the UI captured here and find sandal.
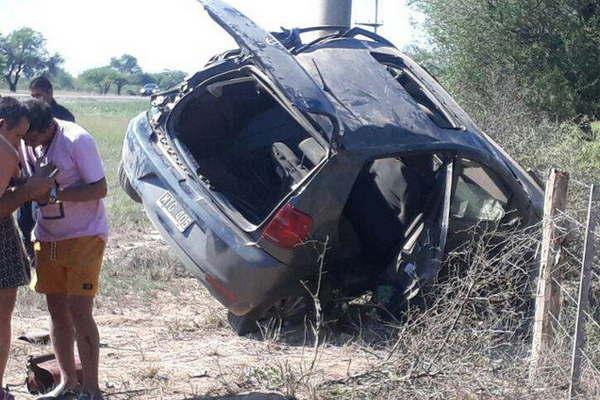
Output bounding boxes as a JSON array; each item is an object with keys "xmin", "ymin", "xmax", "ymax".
[
  {"xmin": 35, "ymin": 387, "xmax": 78, "ymax": 400},
  {"xmin": 0, "ymin": 387, "xmax": 15, "ymax": 400},
  {"xmin": 75, "ymin": 392, "xmax": 104, "ymax": 400}
]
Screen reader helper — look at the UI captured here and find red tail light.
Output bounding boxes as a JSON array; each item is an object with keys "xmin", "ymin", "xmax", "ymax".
[
  {"xmin": 206, "ymin": 274, "xmax": 237, "ymax": 304},
  {"xmin": 262, "ymin": 204, "xmax": 312, "ymax": 248}
]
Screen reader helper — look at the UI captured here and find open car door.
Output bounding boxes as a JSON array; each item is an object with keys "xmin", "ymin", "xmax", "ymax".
[
  {"xmin": 390, "ymin": 157, "xmax": 453, "ymax": 302},
  {"xmin": 198, "ymin": 0, "xmax": 339, "ymax": 141}
]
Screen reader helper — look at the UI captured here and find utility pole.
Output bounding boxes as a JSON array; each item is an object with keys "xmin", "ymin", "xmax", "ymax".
[
  {"xmin": 318, "ymin": 0, "xmax": 352, "ymax": 27},
  {"xmin": 357, "ymin": 0, "xmax": 383, "ymax": 33}
]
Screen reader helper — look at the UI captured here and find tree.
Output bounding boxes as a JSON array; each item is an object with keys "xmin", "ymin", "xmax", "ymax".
[
  {"xmin": 0, "ymin": 38, "xmax": 6, "ymax": 77},
  {"xmin": 152, "ymin": 70, "xmax": 187, "ymax": 90},
  {"xmin": 45, "ymin": 53, "xmax": 65, "ymax": 77},
  {"xmin": 0, "ymin": 28, "xmax": 55, "ymax": 92},
  {"xmin": 402, "ymin": 45, "xmax": 448, "ymax": 79},
  {"xmin": 410, "ymin": 0, "xmax": 600, "ymax": 119},
  {"xmin": 134, "ymin": 72, "xmax": 157, "ymax": 86},
  {"xmin": 112, "ymin": 73, "xmax": 130, "ymax": 95},
  {"xmin": 109, "ymin": 54, "xmax": 142, "ymax": 95},
  {"xmin": 79, "ymin": 66, "xmax": 118, "ymax": 94},
  {"xmin": 50, "ymin": 68, "xmax": 76, "ymax": 90},
  {"xmin": 110, "ymin": 54, "xmax": 142, "ymax": 75}
]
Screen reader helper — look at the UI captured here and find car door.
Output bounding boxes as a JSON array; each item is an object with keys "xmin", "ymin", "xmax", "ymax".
[
  {"xmin": 392, "ymin": 155, "xmax": 453, "ymax": 299},
  {"xmin": 198, "ymin": 0, "xmax": 340, "ymax": 141},
  {"xmin": 446, "ymin": 157, "xmax": 515, "ymax": 252}
]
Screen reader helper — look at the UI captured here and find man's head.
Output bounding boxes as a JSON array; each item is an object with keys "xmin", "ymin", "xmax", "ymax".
[
  {"xmin": 30, "ymin": 76, "xmax": 54, "ymax": 105},
  {"xmin": 0, "ymin": 97, "xmax": 30, "ymax": 148},
  {"xmin": 23, "ymin": 99, "xmax": 56, "ymax": 147}
]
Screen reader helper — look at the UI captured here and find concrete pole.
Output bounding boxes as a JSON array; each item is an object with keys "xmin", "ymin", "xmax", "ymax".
[{"xmin": 318, "ymin": 0, "xmax": 352, "ymax": 27}]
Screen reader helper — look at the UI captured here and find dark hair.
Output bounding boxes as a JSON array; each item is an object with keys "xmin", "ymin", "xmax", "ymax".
[
  {"xmin": 30, "ymin": 76, "xmax": 53, "ymax": 92},
  {"xmin": 23, "ymin": 99, "xmax": 54, "ymax": 133},
  {"xmin": 0, "ymin": 97, "xmax": 29, "ymax": 130}
]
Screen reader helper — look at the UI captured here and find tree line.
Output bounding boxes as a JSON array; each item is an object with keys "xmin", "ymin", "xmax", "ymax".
[
  {"xmin": 0, "ymin": 28, "xmax": 186, "ymax": 95},
  {"xmin": 409, "ymin": 0, "xmax": 600, "ymax": 121}
]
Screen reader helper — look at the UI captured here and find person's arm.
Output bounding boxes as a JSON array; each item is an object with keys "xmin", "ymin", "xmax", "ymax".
[
  {"xmin": 56, "ymin": 178, "xmax": 107, "ymax": 202},
  {"xmin": 0, "ymin": 135, "xmax": 19, "ymax": 197},
  {"xmin": 0, "ymin": 187, "xmax": 32, "ymax": 218},
  {"xmin": 0, "ymin": 176, "xmax": 54, "ymax": 218},
  {"xmin": 54, "ymin": 132, "xmax": 107, "ymax": 203}
]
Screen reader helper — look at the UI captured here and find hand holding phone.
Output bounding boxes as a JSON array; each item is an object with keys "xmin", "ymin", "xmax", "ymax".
[{"xmin": 35, "ymin": 159, "xmax": 59, "ymax": 179}]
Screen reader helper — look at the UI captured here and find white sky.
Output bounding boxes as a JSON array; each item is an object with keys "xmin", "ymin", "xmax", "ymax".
[{"xmin": 0, "ymin": 0, "xmax": 424, "ymax": 76}]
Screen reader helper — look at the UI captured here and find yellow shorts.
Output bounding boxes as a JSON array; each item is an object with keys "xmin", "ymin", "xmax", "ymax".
[{"xmin": 31, "ymin": 236, "xmax": 106, "ymax": 297}]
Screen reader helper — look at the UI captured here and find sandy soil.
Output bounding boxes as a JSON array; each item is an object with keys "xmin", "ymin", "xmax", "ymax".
[{"xmin": 5, "ymin": 238, "xmax": 381, "ymax": 400}]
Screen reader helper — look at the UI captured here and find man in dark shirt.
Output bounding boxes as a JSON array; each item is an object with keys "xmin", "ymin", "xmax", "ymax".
[
  {"xmin": 18, "ymin": 76, "xmax": 76, "ymax": 254},
  {"xmin": 29, "ymin": 76, "xmax": 75, "ymax": 123}
]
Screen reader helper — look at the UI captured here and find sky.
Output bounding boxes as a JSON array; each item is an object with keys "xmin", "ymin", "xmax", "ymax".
[{"xmin": 0, "ymin": 0, "xmax": 425, "ymax": 76}]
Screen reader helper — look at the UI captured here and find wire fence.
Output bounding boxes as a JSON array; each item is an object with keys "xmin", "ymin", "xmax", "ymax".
[{"xmin": 531, "ymin": 175, "xmax": 599, "ymax": 399}]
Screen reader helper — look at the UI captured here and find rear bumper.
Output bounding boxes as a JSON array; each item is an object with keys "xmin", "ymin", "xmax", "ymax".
[{"xmin": 120, "ymin": 112, "xmax": 292, "ymax": 316}]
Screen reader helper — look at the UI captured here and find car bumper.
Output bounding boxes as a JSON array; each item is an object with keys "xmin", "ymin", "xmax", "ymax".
[{"xmin": 120, "ymin": 112, "xmax": 293, "ymax": 316}]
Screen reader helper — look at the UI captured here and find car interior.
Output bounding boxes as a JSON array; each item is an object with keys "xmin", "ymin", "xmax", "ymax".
[
  {"xmin": 338, "ymin": 154, "xmax": 513, "ymax": 281},
  {"xmin": 170, "ymin": 76, "xmax": 327, "ymax": 225},
  {"xmin": 340, "ymin": 154, "xmax": 440, "ymax": 273}
]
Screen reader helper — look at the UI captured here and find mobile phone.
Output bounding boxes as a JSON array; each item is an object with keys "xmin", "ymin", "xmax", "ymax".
[{"xmin": 48, "ymin": 167, "xmax": 59, "ymax": 179}]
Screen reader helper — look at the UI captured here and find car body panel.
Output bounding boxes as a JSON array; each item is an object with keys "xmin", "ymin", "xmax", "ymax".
[
  {"xmin": 120, "ymin": 0, "xmax": 544, "ymax": 320},
  {"xmin": 121, "ymin": 112, "xmax": 297, "ymax": 316}
]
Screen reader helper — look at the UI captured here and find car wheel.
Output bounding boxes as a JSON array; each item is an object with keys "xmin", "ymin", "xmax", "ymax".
[
  {"xmin": 118, "ymin": 162, "xmax": 142, "ymax": 203},
  {"xmin": 227, "ymin": 296, "xmax": 312, "ymax": 337},
  {"xmin": 267, "ymin": 295, "xmax": 311, "ymax": 322},
  {"xmin": 227, "ymin": 311, "xmax": 259, "ymax": 336}
]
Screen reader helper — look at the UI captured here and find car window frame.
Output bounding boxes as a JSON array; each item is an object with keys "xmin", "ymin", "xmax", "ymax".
[{"xmin": 449, "ymin": 155, "xmax": 526, "ymax": 226}]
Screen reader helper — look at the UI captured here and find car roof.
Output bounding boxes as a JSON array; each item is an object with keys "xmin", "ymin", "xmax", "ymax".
[{"xmin": 293, "ymin": 38, "xmax": 491, "ymax": 154}]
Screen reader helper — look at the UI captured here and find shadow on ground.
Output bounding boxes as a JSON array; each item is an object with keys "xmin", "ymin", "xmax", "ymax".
[
  {"xmin": 184, "ymin": 393, "xmax": 293, "ymax": 400},
  {"xmin": 245, "ymin": 302, "xmax": 396, "ymax": 348}
]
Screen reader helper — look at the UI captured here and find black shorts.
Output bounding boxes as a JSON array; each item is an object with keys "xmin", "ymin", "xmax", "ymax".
[{"xmin": 0, "ymin": 217, "xmax": 31, "ymax": 289}]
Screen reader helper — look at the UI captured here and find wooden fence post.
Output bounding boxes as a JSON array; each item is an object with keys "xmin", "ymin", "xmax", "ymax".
[
  {"xmin": 568, "ymin": 184, "xmax": 599, "ymax": 398},
  {"xmin": 530, "ymin": 169, "xmax": 569, "ymax": 380}
]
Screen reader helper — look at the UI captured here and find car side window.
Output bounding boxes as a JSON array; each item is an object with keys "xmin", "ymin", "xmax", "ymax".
[{"xmin": 451, "ymin": 159, "xmax": 510, "ymax": 222}]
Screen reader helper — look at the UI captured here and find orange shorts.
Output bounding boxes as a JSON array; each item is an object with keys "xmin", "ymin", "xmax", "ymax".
[{"xmin": 31, "ymin": 236, "xmax": 106, "ymax": 297}]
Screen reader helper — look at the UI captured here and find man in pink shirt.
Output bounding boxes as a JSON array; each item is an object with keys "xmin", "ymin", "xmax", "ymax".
[
  {"xmin": 24, "ymin": 99, "xmax": 108, "ymax": 400},
  {"xmin": 0, "ymin": 97, "xmax": 54, "ymax": 400}
]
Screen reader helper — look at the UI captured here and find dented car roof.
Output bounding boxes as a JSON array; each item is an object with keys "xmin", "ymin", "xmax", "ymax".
[{"xmin": 197, "ymin": 0, "xmax": 542, "ymax": 207}]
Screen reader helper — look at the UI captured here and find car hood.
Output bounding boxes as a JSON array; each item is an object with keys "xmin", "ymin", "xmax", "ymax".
[{"xmin": 198, "ymin": 0, "xmax": 339, "ymax": 140}]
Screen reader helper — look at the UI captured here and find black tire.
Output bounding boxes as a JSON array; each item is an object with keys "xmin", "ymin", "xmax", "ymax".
[
  {"xmin": 118, "ymin": 163, "xmax": 142, "ymax": 204},
  {"xmin": 227, "ymin": 295, "xmax": 311, "ymax": 337},
  {"xmin": 227, "ymin": 311, "xmax": 259, "ymax": 336}
]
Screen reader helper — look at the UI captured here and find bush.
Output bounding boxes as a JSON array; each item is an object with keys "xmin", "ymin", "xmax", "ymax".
[{"xmin": 452, "ymin": 77, "xmax": 600, "ymax": 183}]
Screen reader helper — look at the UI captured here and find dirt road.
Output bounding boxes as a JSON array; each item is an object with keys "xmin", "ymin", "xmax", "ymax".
[{"xmin": 5, "ymin": 237, "xmax": 379, "ymax": 400}]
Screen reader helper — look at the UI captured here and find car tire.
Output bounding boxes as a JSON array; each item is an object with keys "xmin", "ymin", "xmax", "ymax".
[
  {"xmin": 227, "ymin": 295, "xmax": 312, "ymax": 337},
  {"xmin": 118, "ymin": 162, "xmax": 142, "ymax": 204},
  {"xmin": 227, "ymin": 311, "xmax": 259, "ymax": 336}
]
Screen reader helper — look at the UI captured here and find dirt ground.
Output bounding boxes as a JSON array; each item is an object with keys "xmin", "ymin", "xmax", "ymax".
[{"xmin": 5, "ymin": 236, "xmax": 381, "ymax": 400}]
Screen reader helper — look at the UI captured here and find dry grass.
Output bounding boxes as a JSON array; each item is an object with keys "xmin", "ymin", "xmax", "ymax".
[{"xmin": 4, "ymin": 96, "xmax": 599, "ymax": 399}]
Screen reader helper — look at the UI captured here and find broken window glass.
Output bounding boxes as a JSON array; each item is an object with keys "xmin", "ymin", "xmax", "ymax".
[{"xmin": 451, "ymin": 159, "xmax": 509, "ymax": 222}]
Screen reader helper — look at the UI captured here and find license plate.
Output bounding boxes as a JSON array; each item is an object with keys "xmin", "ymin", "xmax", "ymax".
[{"xmin": 157, "ymin": 191, "xmax": 194, "ymax": 233}]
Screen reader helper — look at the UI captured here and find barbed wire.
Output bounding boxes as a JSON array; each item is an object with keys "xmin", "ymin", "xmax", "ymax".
[
  {"xmin": 569, "ymin": 177, "xmax": 594, "ymax": 189},
  {"xmin": 551, "ymin": 277, "xmax": 600, "ymax": 332},
  {"xmin": 548, "ymin": 312, "xmax": 600, "ymax": 377}
]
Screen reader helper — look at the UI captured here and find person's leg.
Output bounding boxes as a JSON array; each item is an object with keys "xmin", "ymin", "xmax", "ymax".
[
  {"xmin": 45, "ymin": 294, "xmax": 79, "ymax": 393},
  {"xmin": 68, "ymin": 296, "xmax": 100, "ymax": 397},
  {"xmin": 0, "ymin": 288, "xmax": 17, "ymax": 388}
]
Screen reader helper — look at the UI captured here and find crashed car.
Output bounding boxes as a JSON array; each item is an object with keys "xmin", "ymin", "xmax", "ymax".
[{"xmin": 120, "ymin": 0, "xmax": 543, "ymax": 334}]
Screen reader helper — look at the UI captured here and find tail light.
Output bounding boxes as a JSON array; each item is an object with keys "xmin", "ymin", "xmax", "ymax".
[
  {"xmin": 262, "ymin": 204, "xmax": 312, "ymax": 248},
  {"xmin": 206, "ymin": 274, "xmax": 237, "ymax": 304}
]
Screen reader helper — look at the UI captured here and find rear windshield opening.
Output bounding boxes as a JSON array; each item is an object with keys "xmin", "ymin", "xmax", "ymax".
[{"xmin": 170, "ymin": 74, "xmax": 327, "ymax": 225}]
